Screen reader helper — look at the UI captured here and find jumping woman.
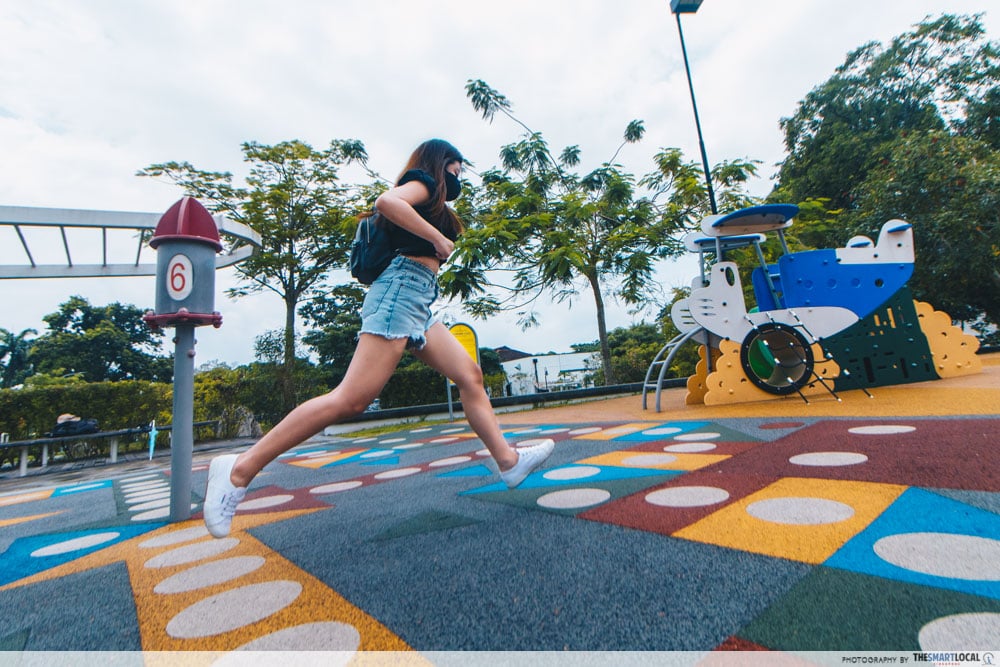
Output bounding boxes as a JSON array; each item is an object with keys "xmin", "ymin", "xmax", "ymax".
[{"xmin": 204, "ymin": 138, "xmax": 555, "ymax": 538}]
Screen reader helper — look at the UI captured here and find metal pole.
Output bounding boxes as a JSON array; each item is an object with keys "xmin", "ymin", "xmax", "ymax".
[
  {"xmin": 170, "ymin": 324, "xmax": 196, "ymax": 522},
  {"xmin": 446, "ymin": 379, "xmax": 454, "ymax": 421},
  {"xmin": 675, "ymin": 12, "xmax": 718, "ymax": 215}
]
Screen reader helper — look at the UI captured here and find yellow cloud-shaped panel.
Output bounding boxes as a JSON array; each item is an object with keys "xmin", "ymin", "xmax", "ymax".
[
  {"xmin": 914, "ymin": 300, "xmax": 981, "ymax": 377},
  {"xmin": 700, "ymin": 339, "xmax": 840, "ymax": 406}
]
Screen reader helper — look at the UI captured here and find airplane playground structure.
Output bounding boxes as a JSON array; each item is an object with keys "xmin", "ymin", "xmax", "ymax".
[{"xmin": 643, "ymin": 204, "xmax": 982, "ymax": 410}]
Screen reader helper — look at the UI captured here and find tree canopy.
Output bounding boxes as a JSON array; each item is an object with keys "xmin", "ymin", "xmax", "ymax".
[
  {"xmin": 139, "ymin": 140, "xmax": 374, "ymax": 357},
  {"xmin": 850, "ymin": 130, "xmax": 1000, "ymax": 328},
  {"xmin": 443, "ymin": 80, "xmax": 758, "ymax": 383},
  {"xmin": 0, "ymin": 327, "xmax": 36, "ymax": 388},
  {"xmin": 138, "ymin": 139, "xmax": 376, "ymax": 412},
  {"xmin": 775, "ymin": 14, "xmax": 997, "ymax": 210},
  {"xmin": 29, "ymin": 296, "xmax": 172, "ymax": 382},
  {"xmin": 299, "ymin": 284, "xmax": 366, "ymax": 386},
  {"xmin": 771, "ymin": 13, "xmax": 1000, "ymax": 337}
]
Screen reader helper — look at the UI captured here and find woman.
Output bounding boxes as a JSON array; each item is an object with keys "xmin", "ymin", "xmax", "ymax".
[{"xmin": 204, "ymin": 138, "xmax": 555, "ymax": 538}]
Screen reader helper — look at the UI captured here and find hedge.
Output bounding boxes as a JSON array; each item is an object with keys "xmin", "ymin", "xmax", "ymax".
[
  {"xmin": 0, "ymin": 361, "xmax": 508, "ymax": 456},
  {"xmin": 0, "ymin": 381, "xmax": 170, "ymax": 441}
]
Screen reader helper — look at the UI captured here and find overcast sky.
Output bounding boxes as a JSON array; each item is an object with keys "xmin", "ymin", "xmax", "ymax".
[{"xmin": 1, "ymin": 1, "xmax": 994, "ymax": 366}]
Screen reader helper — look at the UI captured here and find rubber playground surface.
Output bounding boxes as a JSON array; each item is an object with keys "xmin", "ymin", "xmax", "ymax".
[{"xmin": 1, "ymin": 354, "xmax": 998, "ymax": 663}]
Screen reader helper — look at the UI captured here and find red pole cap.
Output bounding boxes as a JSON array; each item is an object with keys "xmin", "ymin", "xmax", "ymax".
[{"xmin": 149, "ymin": 197, "xmax": 223, "ymax": 252}]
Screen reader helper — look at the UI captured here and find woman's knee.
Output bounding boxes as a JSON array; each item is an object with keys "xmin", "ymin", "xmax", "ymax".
[
  {"xmin": 314, "ymin": 389, "xmax": 374, "ymax": 421},
  {"xmin": 453, "ymin": 365, "xmax": 485, "ymax": 393}
]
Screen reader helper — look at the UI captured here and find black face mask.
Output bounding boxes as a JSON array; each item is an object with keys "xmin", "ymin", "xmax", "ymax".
[{"xmin": 444, "ymin": 171, "xmax": 462, "ymax": 201}]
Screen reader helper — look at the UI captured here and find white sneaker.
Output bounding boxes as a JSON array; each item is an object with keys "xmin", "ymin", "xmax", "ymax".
[
  {"xmin": 204, "ymin": 454, "xmax": 247, "ymax": 538},
  {"xmin": 500, "ymin": 439, "xmax": 555, "ymax": 488}
]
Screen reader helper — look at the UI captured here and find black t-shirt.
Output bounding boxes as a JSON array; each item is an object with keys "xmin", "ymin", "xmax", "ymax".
[{"xmin": 384, "ymin": 169, "xmax": 459, "ymax": 259}]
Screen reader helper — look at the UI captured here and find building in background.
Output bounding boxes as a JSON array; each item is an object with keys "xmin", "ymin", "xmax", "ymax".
[{"xmin": 496, "ymin": 347, "xmax": 598, "ymax": 396}]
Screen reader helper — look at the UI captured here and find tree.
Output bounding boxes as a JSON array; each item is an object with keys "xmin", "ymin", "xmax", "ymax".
[
  {"xmin": 30, "ymin": 296, "xmax": 172, "ymax": 382},
  {"xmin": 584, "ymin": 322, "xmax": 663, "ymax": 385},
  {"xmin": 0, "ymin": 327, "xmax": 36, "ymax": 388},
  {"xmin": 138, "ymin": 139, "xmax": 375, "ymax": 413},
  {"xmin": 849, "ymin": 130, "xmax": 1000, "ymax": 326},
  {"xmin": 198, "ymin": 359, "xmax": 330, "ymax": 430},
  {"xmin": 770, "ymin": 13, "xmax": 1000, "ymax": 334},
  {"xmin": 775, "ymin": 14, "xmax": 997, "ymax": 211},
  {"xmin": 299, "ymin": 284, "xmax": 366, "ymax": 386},
  {"xmin": 445, "ymin": 80, "xmax": 758, "ymax": 384},
  {"xmin": 252, "ymin": 329, "xmax": 309, "ymax": 364},
  {"xmin": 478, "ymin": 346, "xmax": 503, "ymax": 376},
  {"xmin": 960, "ymin": 86, "xmax": 1000, "ymax": 151}
]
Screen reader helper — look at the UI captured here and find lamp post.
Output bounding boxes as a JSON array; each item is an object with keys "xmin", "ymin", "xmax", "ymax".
[{"xmin": 670, "ymin": 0, "xmax": 718, "ymax": 215}]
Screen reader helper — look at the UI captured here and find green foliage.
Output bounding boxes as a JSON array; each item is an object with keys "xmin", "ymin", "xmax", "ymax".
[
  {"xmin": 478, "ymin": 347, "xmax": 503, "ymax": 376},
  {"xmin": 583, "ymin": 312, "xmax": 699, "ymax": 386},
  {"xmin": 776, "ymin": 14, "xmax": 995, "ymax": 210},
  {"xmin": 192, "ymin": 365, "xmax": 241, "ymax": 427},
  {"xmin": 252, "ymin": 329, "xmax": 288, "ymax": 364},
  {"xmin": 772, "ymin": 13, "xmax": 1000, "ymax": 335},
  {"xmin": 0, "ymin": 378, "xmax": 249, "ymax": 469},
  {"xmin": 0, "ymin": 381, "xmax": 170, "ymax": 441},
  {"xmin": 379, "ymin": 361, "xmax": 448, "ymax": 409},
  {"xmin": 483, "ymin": 371, "xmax": 506, "ymax": 398},
  {"xmin": 216, "ymin": 360, "xmax": 334, "ymax": 429},
  {"xmin": 961, "ymin": 86, "xmax": 1000, "ymax": 150},
  {"xmin": 138, "ymin": 139, "xmax": 375, "ymax": 412},
  {"xmin": 603, "ymin": 322, "xmax": 664, "ymax": 384},
  {"xmin": 0, "ymin": 327, "xmax": 36, "ymax": 388},
  {"xmin": 449, "ymin": 80, "xmax": 759, "ymax": 385},
  {"xmin": 190, "ymin": 364, "xmax": 303, "ymax": 437},
  {"xmin": 779, "ymin": 198, "xmax": 846, "ymax": 250},
  {"xmin": 299, "ymin": 284, "xmax": 366, "ymax": 386},
  {"xmin": 22, "ymin": 371, "xmax": 87, "ymax": 388},
  {"xmin": 656, "ymin": 289, "xmax": 702, "ymax": 379},
  {"xmin": 370, "ymin": 346, "xmax": 507, "ymax": 408},
  {"xmin": 42, "ymin": 296, "xmax": 162, "ymax": 349},
  {"xmin": 847, "ymin": 130, "xmax": 1000, "ymax": 325},
  {"xmin": 29, "ymin": 296, "xmax": 172, "ymax": 382}
]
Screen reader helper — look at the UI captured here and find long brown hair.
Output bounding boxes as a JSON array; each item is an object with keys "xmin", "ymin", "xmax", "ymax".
[{"xmin": 398, "ymin": 138, "xmax": 465, "ymax": 235}]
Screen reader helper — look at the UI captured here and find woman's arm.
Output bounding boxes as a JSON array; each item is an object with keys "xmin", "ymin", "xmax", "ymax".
[{"xmin": 375, "ymin": 181, "xmax": 454, "ymax": 260}]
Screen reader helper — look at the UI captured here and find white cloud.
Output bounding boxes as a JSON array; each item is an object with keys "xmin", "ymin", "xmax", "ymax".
[{"xmin": 0, "ymin": 0, "xmax": 993, "ymax": 364}]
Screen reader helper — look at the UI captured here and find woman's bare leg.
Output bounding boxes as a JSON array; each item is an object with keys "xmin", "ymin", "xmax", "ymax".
[
  {"xmin": 229, "ymin": 333, "xmax": 410, "ymax": 487},
  {"xmin": 411, "ymin": 322, "xmax": 518, "ymax": 471}
]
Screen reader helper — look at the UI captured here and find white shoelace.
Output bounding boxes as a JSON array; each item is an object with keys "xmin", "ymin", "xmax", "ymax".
[{"xmin": 219, "ymin": 491, "xmax": 243, "ymax": 516}]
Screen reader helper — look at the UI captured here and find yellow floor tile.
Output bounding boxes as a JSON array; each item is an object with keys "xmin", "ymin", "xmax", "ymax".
[{"xmin": 674, "ymin": 477, "xmax": 907, "ymax": 564}]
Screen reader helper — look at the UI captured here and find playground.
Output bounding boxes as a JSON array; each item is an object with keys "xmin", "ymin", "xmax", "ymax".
[
  {"xmin": 1, "ymin": 5, "xmax": 997, "ymax": 662},
  {"xmin": 0, "ymin": 353, "xmax": 997, "ymax": 660},
  {"xmin": 1, "ymin": 181, "xmax": 996, "ymax": 665}
]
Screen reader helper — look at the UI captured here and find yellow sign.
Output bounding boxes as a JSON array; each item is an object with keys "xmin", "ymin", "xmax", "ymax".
[{"xmin": 449, "ymin": 323, "xmax": 480, "ymax": 365}]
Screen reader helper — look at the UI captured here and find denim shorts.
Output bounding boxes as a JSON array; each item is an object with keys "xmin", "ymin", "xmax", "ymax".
[{"xmin": 359, "ymin": 256, "xmax": 439, "ymax": 350}]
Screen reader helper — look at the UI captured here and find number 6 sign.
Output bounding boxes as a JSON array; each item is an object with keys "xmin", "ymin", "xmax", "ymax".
[
  {"xmin": 166, "ymin": 254, "xmax": 194, "ymax": 301},
  {"xmin": 147, "ymin": 197, "xmax": 223, "ymax": 329}
]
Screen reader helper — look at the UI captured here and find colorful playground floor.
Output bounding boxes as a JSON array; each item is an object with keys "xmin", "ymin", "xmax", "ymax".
[{"xmin": 0, "ymin": 355, "xmax": 998, "ymax": 662}]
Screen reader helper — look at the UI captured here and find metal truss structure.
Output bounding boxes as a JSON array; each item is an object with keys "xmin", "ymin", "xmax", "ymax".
[{"xmin": 0, "ymin": 205, "xmax": 260, "ymax": 279}]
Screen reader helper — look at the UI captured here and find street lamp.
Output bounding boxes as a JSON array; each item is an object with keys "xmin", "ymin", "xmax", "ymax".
[{"xmin": 669, "ymin": 0, "xmax": 718, "ymax": 215}]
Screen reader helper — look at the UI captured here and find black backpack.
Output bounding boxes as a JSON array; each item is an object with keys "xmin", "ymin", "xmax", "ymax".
[
  {"xmin": 51, "ymin": 418, "xmax": 100, "ymax": 437},
  {"xmin": 349, "ymin": 213, "xmax": 396, "ymax": 285}
]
